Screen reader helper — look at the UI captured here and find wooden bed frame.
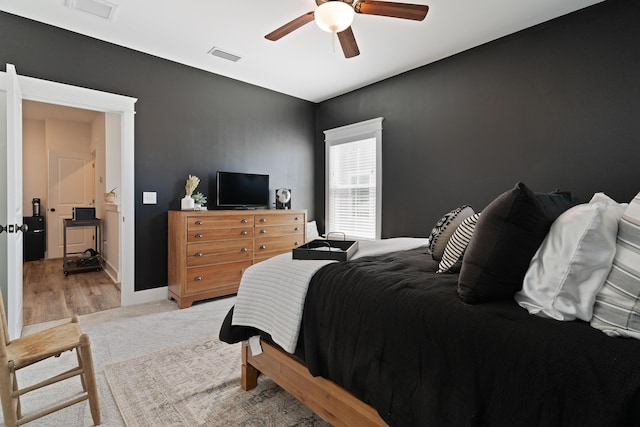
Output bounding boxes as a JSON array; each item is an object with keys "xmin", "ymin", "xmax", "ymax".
[{"xmin": 241, "ymin": 339, "xmax": 388, "ymax": 427}]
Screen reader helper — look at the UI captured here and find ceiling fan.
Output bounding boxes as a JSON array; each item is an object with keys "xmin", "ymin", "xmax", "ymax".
[{"xmin": 265, "ymin": 0, "xmax": 429, "ymax": 59}]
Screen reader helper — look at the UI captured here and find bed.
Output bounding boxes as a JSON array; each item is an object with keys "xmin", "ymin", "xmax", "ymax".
[{"xmin": 220, "ymin": 183, "xmax": 640, "ymax": 426}]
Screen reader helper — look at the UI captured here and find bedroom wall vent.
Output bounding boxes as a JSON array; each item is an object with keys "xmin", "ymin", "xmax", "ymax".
[
  {"xmin": 65, "ymin": 0, "xmax": 119, "ymax": 21},
  {"xmin": 207, "ymin": 47, "xmax": 242, "ymax": 63}
]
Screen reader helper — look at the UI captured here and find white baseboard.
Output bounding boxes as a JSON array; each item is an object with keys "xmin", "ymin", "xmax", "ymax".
[{"xmin": 121, "ymin": 286, "xmax": 168, "ymax": 306}]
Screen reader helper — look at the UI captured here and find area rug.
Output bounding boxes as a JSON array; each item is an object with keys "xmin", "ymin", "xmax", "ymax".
[{"xmin": 104, "ymin": 335, "xmax": 329, "ymax": 426}]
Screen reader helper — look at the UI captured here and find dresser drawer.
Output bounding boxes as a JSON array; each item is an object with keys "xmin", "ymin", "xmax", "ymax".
[
  {"xmin": 187, "ymin": 241, "xmax": 253, "ymax": 266},
  {"xmin": 185, "ymin": 261, "xmax": 252, "ymax": 294},
  {"xmin": 254, "ymin": 213, "xmax": 305, "ymax": 226},
  {"xmin": 187, "ymin": 227, "xmax": 253, "ymax": 242},
  {"xmin": 254, "ymin": 235, "xmax": 304, "ymax": 260},
  {"xmin": 255, "ymin": 224, "xmax": 304, "ymax": 237},
  {"xmin": 187, "ymin": 215, "xmax": 254, "ymax": 230}
]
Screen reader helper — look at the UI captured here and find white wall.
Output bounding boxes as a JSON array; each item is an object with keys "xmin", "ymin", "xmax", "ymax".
[
  {"xmin": 45, "ymin": 118, "xmax": 92, "ymax": 153},
  {"xmin": 92, "ymin": 113, "xmax": 106, "ymax": 218},
  {"xmin": 95, "ymin": 112, "xmax": 121, "ymax": 283},
  {"xmin": 22, "ymin": 119, "xmax": 47, "ymax": 217},
  {"xmin": 103, "ymin": 205, "xmax": 120, "ymax": 283},
  {"xmin": 105, "ymin": 113, "xmax": 121, "ymax": 198}
]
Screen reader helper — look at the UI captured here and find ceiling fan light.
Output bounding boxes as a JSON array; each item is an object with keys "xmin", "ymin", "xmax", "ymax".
[{"xmin": 314, "ymin": 1, "xmax": 354, "ymax": 33}]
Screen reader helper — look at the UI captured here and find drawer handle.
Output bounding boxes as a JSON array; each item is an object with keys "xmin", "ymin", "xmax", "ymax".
[
  {"xmin": 195, "ymin": 233, "xmax": 203, "ymax": 238},
  {"xmin": 241, "ymin": 219, "xmax": 248, "ymax": 223},
  {"xmin": 195, "ymin": 220, "xmax": 203, "ymax": 225},
  {"xmin": 260, "ymin": 218, "xmax": 267, "ymax": 223},
  {"xmin": 260, "ymin": 229, "xmax": 267, "ymax": 234},
  {"xmin": 259, "ymin": 245, "xmax": 267, "ymax": 250},
  {"xmin": 295, "ymin": 217, "xmax": 299, "ymax": 221},
  {"xmin": 294, "ymin": 227, "xmax": 299, "ymax": 231},
  {"xmin": 294, "ymin": 242, "xmax": 300, "ymax": 246},
  {"xmin": 241, "ymin": 230, "xmax": 248, "ymax": 235},
  {"xmin": 241, "ymin": 247, "xmax": 248, "ymax": 252},
  {"xmin": 195, "ymin": 252, "xmax": 203, "ymax": 257},
  {"xmin": 194, "ymin": 276, "xmax": 203, "ymax": 281}
]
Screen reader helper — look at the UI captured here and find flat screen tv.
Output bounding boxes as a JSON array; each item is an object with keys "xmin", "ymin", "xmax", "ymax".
[{"xmin": 216, "ymin": 171, "xmax": 270, "ymax": 209}]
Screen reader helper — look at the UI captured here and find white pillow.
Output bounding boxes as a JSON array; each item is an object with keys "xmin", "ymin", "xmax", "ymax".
[
  {"xmin": 515, "ymin": 193, "xmax": 627, "ymax": 321},
  {"xmin": 306, "ymin": 220, "xmax": 320, "ymax": 240}
]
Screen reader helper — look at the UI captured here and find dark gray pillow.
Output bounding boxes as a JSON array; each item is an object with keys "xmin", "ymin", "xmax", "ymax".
[{"xmin": 458, "ymin": 182, "xmax": 580, "ymax": 304}]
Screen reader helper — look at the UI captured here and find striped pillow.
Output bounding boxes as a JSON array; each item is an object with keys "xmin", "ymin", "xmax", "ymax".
[
  {"xmin": 590, "ymin": 192, "xmax": 640, "ymax": 338},
  {"xmin": 437, "ymin": 213, "xmax": 481, "ymax": 274}
]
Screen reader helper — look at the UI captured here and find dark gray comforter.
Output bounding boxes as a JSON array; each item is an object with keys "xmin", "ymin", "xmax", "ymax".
[{"xmin": 222, "ymin": 247, "xmax": 640, "ymax": 426}]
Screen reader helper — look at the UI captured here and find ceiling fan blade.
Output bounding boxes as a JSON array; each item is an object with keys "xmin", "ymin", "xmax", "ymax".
[
  {"xmin": 337, "ymin": 26, "xmax": 360, "ymax": 58},
  {"xmin": 355, "ymin": 0, "xmax": 429, "ymax": 21},
  {"xmin": 265, "ymin": 11, "xmax": 315, "ymax": 41}
]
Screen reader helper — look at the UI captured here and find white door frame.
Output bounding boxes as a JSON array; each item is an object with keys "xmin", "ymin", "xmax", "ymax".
[{"xmin": 14, "ymin": 70, "xmax": 166, "ymax": 307}]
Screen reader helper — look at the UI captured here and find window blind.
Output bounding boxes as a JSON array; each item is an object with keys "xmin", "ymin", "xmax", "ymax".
[{"xmin": 328, "ymin": 137, "xmax": 377, "ymax": 239}]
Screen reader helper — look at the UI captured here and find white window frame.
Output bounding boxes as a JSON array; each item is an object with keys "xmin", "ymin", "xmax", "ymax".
[{"xmin": 324, "ymin": 117, "xmax": 383, "ymax": 240}]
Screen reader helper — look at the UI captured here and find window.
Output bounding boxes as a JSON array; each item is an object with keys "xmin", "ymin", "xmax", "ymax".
[{"xmin": 324, "ymin": 117, "xmax": 383, "ymax": 240}]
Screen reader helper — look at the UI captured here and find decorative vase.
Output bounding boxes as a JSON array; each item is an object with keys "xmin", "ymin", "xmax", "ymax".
[
  {"xmin": 104, "ymin": 193, "xmax": 116, "ymax": 203},
  {"xmin": 181, "ymin": 196, "xmax": 195, "ymax": 210}
]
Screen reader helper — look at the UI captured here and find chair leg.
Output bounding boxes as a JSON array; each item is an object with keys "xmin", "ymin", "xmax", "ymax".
[
  {"xmin": 78, "ymin": 334, "xmax": 101, "ymax": 426},
  {"xmin": 76, "ymin": 349, "xmax": 87, "ymax": 392},
  {"xmin": 12, "ymin": 368, "xmax": 21, "ymax": 419},
  {"xmin": 0, "ymin": 362, "xmax": 19, "ymax": 427}
]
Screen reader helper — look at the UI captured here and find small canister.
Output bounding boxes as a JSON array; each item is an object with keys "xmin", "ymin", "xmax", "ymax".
[{"xmin": 32, "ymin": 198, "xmax": 41, "ymax": 216}]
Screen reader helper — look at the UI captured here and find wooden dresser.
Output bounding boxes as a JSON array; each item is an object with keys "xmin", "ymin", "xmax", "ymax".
[{"xmin": 168, "ymin": 209, "xmax": 306, "ymax": 308}]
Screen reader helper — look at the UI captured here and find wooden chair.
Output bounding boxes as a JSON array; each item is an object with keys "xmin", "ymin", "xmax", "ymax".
[{"xmin": 0, "ymin": 293, "xmax": 100, "ymax": 427}]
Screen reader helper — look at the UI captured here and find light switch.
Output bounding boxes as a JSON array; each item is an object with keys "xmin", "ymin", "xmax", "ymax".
[{"xmin": 143, "ymin": 192, "xmax": 157, "ymax": 205}]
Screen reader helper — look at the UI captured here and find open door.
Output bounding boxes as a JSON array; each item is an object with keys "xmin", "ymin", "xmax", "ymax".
[{"xmin": 1, "ymin": 64, "xmax": 24, "ymax": 339}]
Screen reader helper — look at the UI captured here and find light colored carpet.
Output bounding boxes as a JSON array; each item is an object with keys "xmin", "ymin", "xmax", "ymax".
[
  {"xmin": 104, "ymin": 335, "xmax": 329, "ymax": 426},
  {"xmin": 5, "ymin": 296, "xmax": 327, "ymax": 426}
]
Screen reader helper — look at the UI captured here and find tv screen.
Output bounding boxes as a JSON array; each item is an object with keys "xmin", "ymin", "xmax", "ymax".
[{"xmin": 216, "ymin": 171, "xmax": 269, "ymax": 208}]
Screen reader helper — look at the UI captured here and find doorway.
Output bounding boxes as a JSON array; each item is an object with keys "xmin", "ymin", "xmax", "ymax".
[{"xmin": 22, "ymin": 101, "xmax": 121, "ymax": 325}]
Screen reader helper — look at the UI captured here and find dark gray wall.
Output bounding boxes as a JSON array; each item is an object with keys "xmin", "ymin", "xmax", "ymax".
[
  {"xmin": 315, "ymin": 0, "xmax": 640, "ymax": 238},
  {"xmin": 0, "ymin": 12, "xmax": 316, "ymax": 291}
]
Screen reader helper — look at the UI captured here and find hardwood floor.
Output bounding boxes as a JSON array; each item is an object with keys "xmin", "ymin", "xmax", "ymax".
[{"xmin": 23, "ymin": 258, "xmax": 121, "ymax": 326}]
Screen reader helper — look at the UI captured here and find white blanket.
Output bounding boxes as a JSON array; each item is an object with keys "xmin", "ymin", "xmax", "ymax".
[{"xmin": 231, "ymin": 237, "xmax": 429, "ymax": 353}]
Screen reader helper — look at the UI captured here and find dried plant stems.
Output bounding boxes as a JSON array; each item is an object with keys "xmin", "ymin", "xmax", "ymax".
[{"xmin": 185, "ymin": 175, "xmax": 200, "ymax": 197}]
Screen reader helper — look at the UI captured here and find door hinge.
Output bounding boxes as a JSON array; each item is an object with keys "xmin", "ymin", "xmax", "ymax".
[{"xmin": 1, "ymin": 224, "xmax": 27, "ymax": 233}]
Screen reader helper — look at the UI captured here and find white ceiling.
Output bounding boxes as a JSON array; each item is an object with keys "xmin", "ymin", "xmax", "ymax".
[{"xmin": 1, "ymin": 0, "xmax": 603, "ymax": 103}]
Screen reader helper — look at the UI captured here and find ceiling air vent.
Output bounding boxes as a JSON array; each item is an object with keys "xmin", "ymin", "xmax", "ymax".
[
  {"xmin": 65, "ymin": 0, "xmax": 119, "ymax": 21},
  {"xmin": 207, "ymin": 47, "xmax": 242, "ymax": 63}
]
